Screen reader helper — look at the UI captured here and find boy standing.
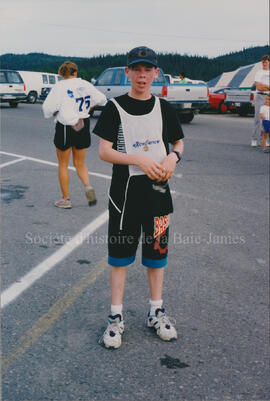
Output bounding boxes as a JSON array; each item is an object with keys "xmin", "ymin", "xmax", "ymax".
[{"xmin": 94, "ymin": 46, "xmax": 184, "ymax": 349}]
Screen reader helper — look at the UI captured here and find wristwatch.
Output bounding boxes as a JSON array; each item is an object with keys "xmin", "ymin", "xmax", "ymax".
[{"xmin": 172, "ymin": 150, "xmax": 181, "ymax": 163}]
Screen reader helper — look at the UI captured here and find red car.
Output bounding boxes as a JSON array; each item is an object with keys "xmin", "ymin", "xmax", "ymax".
[{"xmin": 208, "ymin": 87, "xmax": 237, "ymax": 113}]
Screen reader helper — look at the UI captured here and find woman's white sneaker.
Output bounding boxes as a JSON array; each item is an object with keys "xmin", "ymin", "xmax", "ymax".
[
  {"xmin": 54, "ymin": 198, "xmax": 72, "ymax": 209},
  {"xmin": 99, "ymin": 314, "xmax": 124, "ymax": 349},
  {"xmin": 147, "ymin": 308, "xmax": 177, "ymax": 341}
]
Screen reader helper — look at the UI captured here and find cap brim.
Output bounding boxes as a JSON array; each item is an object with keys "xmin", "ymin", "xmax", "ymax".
[{"xmin": 127, "ymin": 58, "xmax": 157, "ymax": 67}]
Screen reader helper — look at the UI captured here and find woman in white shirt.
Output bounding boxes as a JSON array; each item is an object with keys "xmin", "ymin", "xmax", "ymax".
[
  {"xmin": 260, "ymin": 94, "xmax": 270, "ymax": 152},
  {"xmin": 42, "ymin": 61, "xmax": 106, "ymax": 208}
]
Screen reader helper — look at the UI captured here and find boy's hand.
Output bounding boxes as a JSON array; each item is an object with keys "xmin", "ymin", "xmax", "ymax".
[
  {"xmin": 136, "ymin": 155, "xmax": 165, "ymax": 180},
  {"xmin": 157, "ymin": 153, "xmax": 178, "ymax": 182}
]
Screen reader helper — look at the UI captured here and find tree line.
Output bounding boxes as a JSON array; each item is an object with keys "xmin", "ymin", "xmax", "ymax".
[{"xmin": 0, "ymin": 45, "xmax": 269, "ymax": 83}]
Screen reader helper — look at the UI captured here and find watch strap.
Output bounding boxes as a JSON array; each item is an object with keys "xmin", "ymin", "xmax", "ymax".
[{"xmin": 172, "ymin": 151, "xmax": 181, "ymax": 163}]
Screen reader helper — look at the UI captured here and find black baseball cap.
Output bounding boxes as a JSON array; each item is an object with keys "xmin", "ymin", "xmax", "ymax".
[{"xmin": 127, "ymin": 46, "xmax": 158, "ymax": 67}]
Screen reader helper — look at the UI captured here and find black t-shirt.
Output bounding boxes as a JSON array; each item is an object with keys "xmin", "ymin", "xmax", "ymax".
[{"xmin": 93, "ymin": 94, "xmax": 184, "ymax": 216}]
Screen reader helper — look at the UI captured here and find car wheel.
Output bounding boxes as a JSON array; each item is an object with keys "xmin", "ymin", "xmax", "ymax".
[
  {"xmin": 9, "ymin": 101, "xmax": 18, "ymax": 108},
  {"xmin": 238, "ymin": 106, "xmax": 249, "ymax": 117},
  {"xmin": 27, "ymin": 91, "xmax": 38, "ymax": 104},
  {"xmin": 180, "ymin": 112, "xmax": 194, "ymax": 124},
  {"xmin": 219, "ymin": 102, "xmax": 228, "ymax": 113}
]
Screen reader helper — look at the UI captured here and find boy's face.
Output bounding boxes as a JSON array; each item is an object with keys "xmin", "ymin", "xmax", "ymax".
[
  {"xmin": 266, "ymin": 96, "xmax": 270, "ymax": 106},
  {"xmin": 125, "ymin": 63, "xmax": 159, "ymax": 96}
]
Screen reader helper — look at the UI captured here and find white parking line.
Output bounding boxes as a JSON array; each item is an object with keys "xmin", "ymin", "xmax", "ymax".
[
  {"xmin": 1, "ymin": 210, "xmax": 109, "ymax": 308},
  {"xmin": 0, "ymin": 151, "xmax": 111, "ymax": 180},
  {"xmin": 0, "ymin": 157, "xmax": 26, "ymax": 169}
]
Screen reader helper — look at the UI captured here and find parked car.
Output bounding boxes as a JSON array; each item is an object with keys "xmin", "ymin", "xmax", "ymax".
[
  {"xmin": 164, "ymin": 74, "xmax": 204, "ymax": 85},
  {"xmin": 91, "ymin": 67, "xmax": 209, "ymax": 123},
  {"xmin": 18, "ymin": 71, "xmax": 62, "ymax": 103},
  {"xmin": 224, "ymin": 84, "xmax": 256, "ymax": 116},
  {"xmin": 0, "ymin": 69, "xmax": 27, "ymax": 107},
  {"xmin": 164, "ymin": 74, "xmax": 181, "ymax": 84},
  {"xmin": 208, "ymin": 87, "xmax": 237, "ymax": 113}
]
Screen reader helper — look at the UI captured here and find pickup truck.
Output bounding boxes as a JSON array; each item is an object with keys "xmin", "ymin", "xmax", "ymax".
[
  {"xmin": 91, "ymin": 67, "xmax": 209, "ymax": 123},
  {"xmin": 224, "ymin": 84, "xmax": 256, "ymax": 116}
]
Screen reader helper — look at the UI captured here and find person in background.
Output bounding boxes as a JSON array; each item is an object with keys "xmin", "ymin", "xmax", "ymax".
[
  {"xmin": 260, "ymin": 94, "xmax": 270, "ymax": 153},
  {"xmin": 179, "ymin": 72, "xmax": 188, "ymax": 84},
  {"xmin": 42, "ymin": 61, "xmax": 106, "ymax": 208},
  {"xmin": 251, "ymin": 55, "xmax": 270, "ymax": 148}
]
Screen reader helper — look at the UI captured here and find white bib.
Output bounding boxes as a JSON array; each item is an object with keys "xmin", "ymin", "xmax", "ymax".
[{"xmin": 110, "ymin": 97, "xmax": 167, "ymax": 176}]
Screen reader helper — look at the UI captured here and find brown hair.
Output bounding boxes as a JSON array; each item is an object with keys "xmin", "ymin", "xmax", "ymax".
[
  {"xmin": 58, "ymin": 61, "xmax": 78, "ymax": 78},
  {"xmin": 262, "ymin": 55, "xmax": 270, "ymax": 62}
]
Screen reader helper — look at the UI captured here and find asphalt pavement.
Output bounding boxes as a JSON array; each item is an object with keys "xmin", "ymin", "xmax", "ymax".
[{"xmin": 1, "ymin": 103, "xmax": 269, "ymax": 401}]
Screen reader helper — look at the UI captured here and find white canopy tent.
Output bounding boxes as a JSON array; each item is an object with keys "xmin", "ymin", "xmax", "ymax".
[{"xmin": 208, "ymin": 61, "xmax": 262, "ymax": 88}]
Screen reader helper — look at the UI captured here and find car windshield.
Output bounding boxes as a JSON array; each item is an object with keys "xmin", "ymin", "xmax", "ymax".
[
  {"xmin": 6, "ymin": 71, "xmax": 23, "ymax": 84},
  {"xmin": 0, "ymin": 72, "xmax": 7, "ymax": 83}
]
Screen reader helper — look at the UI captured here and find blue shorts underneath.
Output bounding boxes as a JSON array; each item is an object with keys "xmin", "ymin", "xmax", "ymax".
[
  {"xmin": 108, "ymin": 254, "xmax": 168, "ymax": 268},
  {"xmin": 262, "ymin": 120, "xmax": 270, "ymax": 133}
]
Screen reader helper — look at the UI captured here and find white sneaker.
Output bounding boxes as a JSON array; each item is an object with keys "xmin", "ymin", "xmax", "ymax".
[
  {"xmin": 147, "ymin": 308, "xmax": 177, "ymax": 341},
  {"xmin": 251, "ymin": 140, "xmax": 258, "ymax": 147},
  {"xmin": 266, "ymin": 138, "xmax": 270, "ymax": 147},
  {"xmin": 54, "ymin": 198, "xmax": 72, "ymax": 209},
  {"xmin": 99, "ymin": 314, "xmax": 124, "ymax": 349}
]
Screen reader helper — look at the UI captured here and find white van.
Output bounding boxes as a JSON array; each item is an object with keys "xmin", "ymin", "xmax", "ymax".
[
  {"xmin": 0, "ymin": 70, "xmax": 27, "ymax": 107},
  {"xmin": 18, "ymin": 71, "xmax": 63, "ymax": 103}
]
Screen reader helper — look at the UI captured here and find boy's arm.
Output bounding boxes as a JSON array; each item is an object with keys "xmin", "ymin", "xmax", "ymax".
[
  {"xmin": 99, "ymin": 138, "xmax": 165, "ymax": 181},
  {"xmin": 260, "ymin": 112, "xmax": 266, "ymax": 120},
  {"xmin": 159, "ymin": 139, "xmax": 184, "ymax": 181}
]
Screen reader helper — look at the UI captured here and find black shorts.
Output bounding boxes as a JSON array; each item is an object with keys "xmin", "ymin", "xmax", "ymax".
[
  {"xmin": 54, "ymin": 118, "xmax": 90, "ymax": 150},
  {"xmin": 108, "ymin": 202, "xmax": 170, "ymax": 269}
]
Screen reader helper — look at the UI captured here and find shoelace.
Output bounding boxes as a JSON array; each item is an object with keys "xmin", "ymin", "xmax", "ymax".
[
  {"xmin": 157, "ymin": 314, "xmax": 176, "ymax": 328},
  {"xmin": 98, "ymin": 321, "xmax": 124, "ymax": 344}
]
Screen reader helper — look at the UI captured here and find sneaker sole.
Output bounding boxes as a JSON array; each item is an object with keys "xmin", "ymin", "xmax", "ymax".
[
  {"xmin": 104, "ymin": 344, "xmax": 121, "ymax": 349},
  {"xmin": 54, "ymin": 204, "xmax": 72, "ymax": 209},
  {"xmin": 159, "ymin": 335, "xmax": 178, "ymax": 342},
  {"xmin": 88, "ymin": 199, "xmax": 97, "ymax": 206}
]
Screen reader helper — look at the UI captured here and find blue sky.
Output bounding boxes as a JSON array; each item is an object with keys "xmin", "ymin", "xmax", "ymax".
[{"xmin": 1, "ymin": 0, "xmax": 269, "ymax": 58}]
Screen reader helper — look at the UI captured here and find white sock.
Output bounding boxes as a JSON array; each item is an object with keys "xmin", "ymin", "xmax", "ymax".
[
  {"xmin": 85, "ymin": 184, "xmax": 93, "ymax": 191},
  {"xmin": 111, "ymin": 304, "xmax": 123, "ymax": 317},
  {"xmin": 149, "ymin": 299, "xmax": 163, "ymax": 316}
]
